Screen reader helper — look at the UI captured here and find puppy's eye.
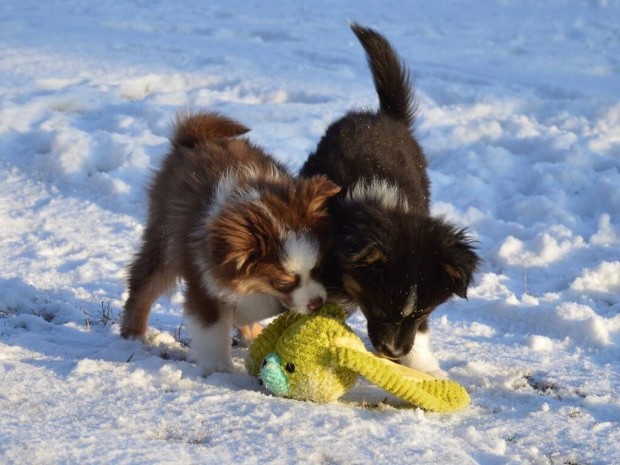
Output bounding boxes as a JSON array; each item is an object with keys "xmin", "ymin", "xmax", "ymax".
[
  {"xmin": 285, "ymin": 362, "xmax": 295, "ymax": 373},
  {"xmin": 348, "ymin": 243, "xmax": 385, "ymax": 266},
  {"xmin": 310, "ymin": 266, "xmax": 321, "ymax": 280},
  {"xmin": 272, "ymin": 281, "xmax": 295, "ymax": 293},
  {"xmin": 271, "ymin": 276, "xmax": 299, "ymax": 294}
]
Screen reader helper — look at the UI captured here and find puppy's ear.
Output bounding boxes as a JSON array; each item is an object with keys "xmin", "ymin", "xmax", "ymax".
[
  {"xmin": 439, "ymin": 227, "xmax": 480, "ymax": 299},
  {"xmin": 301, "ymin": 175, "xmax": 341, "ymax": 214},
  {"xmin": 207, "ymin": 205, "xmax": 275, "ymax": 274}
]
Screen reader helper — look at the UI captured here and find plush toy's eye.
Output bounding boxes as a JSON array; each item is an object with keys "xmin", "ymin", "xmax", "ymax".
[
  {"xmin": 285, "ymin": 362, "xmax": 295, "ymax": 373},
  {"xmin": 261, "ymin": 359, "xmax": 268, "ymax": 368}
]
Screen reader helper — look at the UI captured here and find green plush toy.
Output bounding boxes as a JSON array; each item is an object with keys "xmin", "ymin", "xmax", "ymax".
[{"xmin": 246, "ymin": 303, "xmax": 470, "ymax": 412}]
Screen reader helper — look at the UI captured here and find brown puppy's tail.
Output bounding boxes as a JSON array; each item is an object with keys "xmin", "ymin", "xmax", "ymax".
[
  {"xmin": 172, "ymin": 111, "xmax": 250, "ymax": 148},
  {"xmin": 350, "ymin": 23, "xmax": 417, "ymax": 128}
]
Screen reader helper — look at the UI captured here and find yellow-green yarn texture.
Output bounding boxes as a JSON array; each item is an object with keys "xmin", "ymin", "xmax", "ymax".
[
  {"xmin": 331, "ymin": 344, "xmax": 471, "ymax": 412},
  {"xmin": 273, "ymin": 307, "xmax": 359, "ymax": 402},
  {"xmin": 246, "ymin": 311, "xmax": 302, "ymax": 377},
  {"xmin": 247, "ymin": 303, "xmax": 470, "ymax": 411},
  {"xmin": 247, "ymin": 304, "xmax": 358, "ymax": 402}
]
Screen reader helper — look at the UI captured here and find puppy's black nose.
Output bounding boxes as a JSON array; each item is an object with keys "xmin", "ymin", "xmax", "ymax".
[{"xmin": 307, "ymin": 297, "xmax": 324, "ymax": 312}]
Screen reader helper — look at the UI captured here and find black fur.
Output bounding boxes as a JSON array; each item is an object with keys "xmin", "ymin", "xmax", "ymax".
[
  {"xmin": 300, "ymin": 24, "xmax": 480, "ymax": 360},
  {"xmin": 350, "ymin": 23, "xmax": 417, "ymax": 128}
]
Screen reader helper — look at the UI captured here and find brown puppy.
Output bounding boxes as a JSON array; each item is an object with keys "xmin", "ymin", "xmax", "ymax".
[{"xmin": 122, "ymin": 111, "xmax": 340, "ymax": 375}]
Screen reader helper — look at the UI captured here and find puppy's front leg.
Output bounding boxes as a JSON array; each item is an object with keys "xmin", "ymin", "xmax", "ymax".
[
  {"xmin": 399, "ymin": 330, "xmax": 448, "ymax": 380},
  {"xmin": 184, "ymin": 283, "xmax": 235, "ymax": 375}
]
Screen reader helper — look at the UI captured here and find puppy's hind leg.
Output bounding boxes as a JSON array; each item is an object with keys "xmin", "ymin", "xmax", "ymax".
[{"xmin": 121, "ymin": 231, "xmax": 177, "ymax": 339}]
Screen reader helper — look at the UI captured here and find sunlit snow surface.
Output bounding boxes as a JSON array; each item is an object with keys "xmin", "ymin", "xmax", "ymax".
[{"xmin": 1, "ymin": 1, "xmax": 619, "ymax": 464}]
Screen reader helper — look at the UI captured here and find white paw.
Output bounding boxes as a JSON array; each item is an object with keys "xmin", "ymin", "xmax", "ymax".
[
  {"xmin": 197, "ymin": 356, "xmax": 236, "ymax": 377},
  {"xmin": 399, "ymin": 349, "xmax": 448, "ymax": 379},
  {"xmin": 426, "ymin": 368, "xmax": 449, "ymax": 380}
]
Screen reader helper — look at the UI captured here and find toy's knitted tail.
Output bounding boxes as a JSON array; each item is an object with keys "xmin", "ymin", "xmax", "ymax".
[{"xmin": 331, "ymin": 339, "xmax": 470, "ymax": 412}]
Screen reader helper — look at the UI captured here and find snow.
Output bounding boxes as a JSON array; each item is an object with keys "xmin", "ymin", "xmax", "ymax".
[{"xmin": 1, "ymin": 0, "xmax": 619, "ymax": 464}]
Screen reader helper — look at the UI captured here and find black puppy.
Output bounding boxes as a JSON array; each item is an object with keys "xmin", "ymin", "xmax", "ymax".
[{"xmin": 300, "ymin": 24, "xmax": 480, "ymax": 377}]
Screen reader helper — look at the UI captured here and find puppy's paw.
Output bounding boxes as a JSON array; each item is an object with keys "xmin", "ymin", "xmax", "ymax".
[
  {"xmin": 236, "ymin": 323, "xmax": 263, "ymax": 348},
  {"xmin": 426, "ymin": 368, "xmax": 449, "ymax": 380},
  {"xmin": 120, "ymin": 325, "xmax": 147, "ymax": 341},
  {"xmin": 121, "ymin": 331, "xmax": 148, "ymax": 343},
  {"xmin": 399, "ymin": 350, "xmax": 449, "ymax": 379},
  {"xmin": 199, "ymin": 360, "xmax": 236, "ymax": 377}
]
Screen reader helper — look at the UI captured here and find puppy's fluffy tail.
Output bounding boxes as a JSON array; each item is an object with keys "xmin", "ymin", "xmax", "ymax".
[
  {"xmin": 351, "ymin": 23, "xmax": 416, "ymax": 128},
  {"xmin": 172, "ymin": 111, "xmax": 250, "ymax": 148}
]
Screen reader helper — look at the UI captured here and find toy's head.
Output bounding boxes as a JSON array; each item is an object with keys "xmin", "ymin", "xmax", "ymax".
[{"xmin": 258, "ymin": 304, "xmax": 358, "ymax": 402}]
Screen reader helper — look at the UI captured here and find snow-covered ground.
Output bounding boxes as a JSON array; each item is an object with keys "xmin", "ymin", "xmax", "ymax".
[{"xmin": 1, "ymin": 1, "xmax": 619, "ymax": 463}]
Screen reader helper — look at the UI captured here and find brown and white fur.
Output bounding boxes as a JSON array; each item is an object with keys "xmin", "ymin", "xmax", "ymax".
[{"xmin": 121, "ymin": 111, "xmax": 340, "ymax": 375}]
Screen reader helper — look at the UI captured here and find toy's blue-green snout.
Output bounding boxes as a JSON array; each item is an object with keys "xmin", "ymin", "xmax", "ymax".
[{"xmin": 259, "ymin": 353, "xmax": 290, "ymax": 397}]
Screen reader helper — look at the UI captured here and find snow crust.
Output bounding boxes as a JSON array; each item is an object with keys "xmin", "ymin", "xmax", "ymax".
[{"xmin": 1, "ymin": 1, "xmax": 619, "ymax": 463}]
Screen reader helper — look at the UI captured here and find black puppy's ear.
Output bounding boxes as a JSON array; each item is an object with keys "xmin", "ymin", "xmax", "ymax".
[{"xmin": 440, "ymin": 227, "xmax": 481, "ymax": 299}]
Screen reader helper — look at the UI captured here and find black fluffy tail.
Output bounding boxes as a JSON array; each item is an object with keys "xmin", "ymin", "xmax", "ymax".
[
  {"xmin": 172, "ymin": 111, "xmax": 250, "ymax": 149},
  {"xmin": 350, "ymin": 23, "xmax": 416, "ymax": 128}
]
